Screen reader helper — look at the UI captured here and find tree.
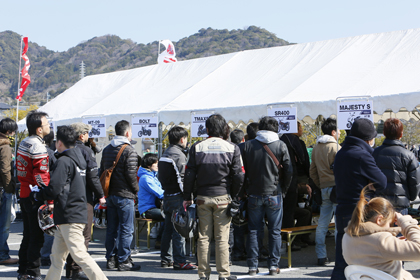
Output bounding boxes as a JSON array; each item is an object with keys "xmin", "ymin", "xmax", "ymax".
[{"xmin": 3, "ymin": 104, "xmax": 39, "ymax": 121}]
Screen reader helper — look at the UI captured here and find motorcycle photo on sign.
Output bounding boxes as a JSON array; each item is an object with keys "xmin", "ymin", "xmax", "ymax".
[
  {"xmin": 346, "ymin": 112, "xmax": 361, "ymax": 129},
  {"xmin": 197, "ymin": 124, "xmax": 207, "ymax": 136},
  {"xmin": 278, "ymin": 120, "xmax": 290, "ymax": 131},
  {"xmin": 89, "ymin": 127, "xmax": 100, "ymax": 137},
  {"xmin": 138, "ymin": 125, "xmax": 152, "ymax": 137}
]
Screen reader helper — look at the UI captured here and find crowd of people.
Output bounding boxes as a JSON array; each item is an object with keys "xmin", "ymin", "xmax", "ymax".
[{"xmin": 1, "ymin": 111, "xmax": 420, "ymax": 280}]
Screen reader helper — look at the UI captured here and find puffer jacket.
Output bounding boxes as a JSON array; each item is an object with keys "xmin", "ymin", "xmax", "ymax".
[
  {"xmin": 100, "ymin": 136, "xmax": 139, "ymax": 199},
  {"xmin": 137, "ymin": 167, "xmax": 164, "ymax": 214},
  {"xmin": 241, "ymin": 130, "xmax": 293, "ymax": 196},
  {"xmin": 373, "ymin": 139, "xmax": 420, "ymax": 208},
  {"xmin": 158, "ymin": 144, "xmax": 186, "ymax": 195}
]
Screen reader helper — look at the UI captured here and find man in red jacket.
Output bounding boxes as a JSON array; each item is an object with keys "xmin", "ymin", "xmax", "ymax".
[{"xmin": 17, "ymin": 111, "xmax": 51, "ymax": 280}]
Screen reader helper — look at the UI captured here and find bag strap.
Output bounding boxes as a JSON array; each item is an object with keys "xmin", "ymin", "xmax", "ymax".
[
  {"xmin": 260, "ymin": 142, "xmax": 281, "ymax": 170},
  {"xmin": 110, "ymin": 144, "xmax": 128, "ymax": 170}
]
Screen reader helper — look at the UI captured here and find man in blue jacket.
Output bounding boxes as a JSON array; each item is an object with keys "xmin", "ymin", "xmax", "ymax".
[{"xmin": 331, "ymin": 118, "xmax": 387, "ymax": 280}]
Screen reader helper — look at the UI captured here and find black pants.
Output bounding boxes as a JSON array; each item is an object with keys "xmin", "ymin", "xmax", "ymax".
[
  {"xmin": 282, "ymin": 179, "xmax": 298, "ymax": 229},
  {"xmin": 18, "ymin": 197, "xmax": 45, "ymax": 277},
  {"xmin": 66, "ymin": 203, "xmax": 94, "ymax": 272}
]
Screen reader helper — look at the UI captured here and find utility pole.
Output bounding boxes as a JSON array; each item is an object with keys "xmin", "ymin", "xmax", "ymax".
[
  {"xmin": 46, "ymin": 91, "xmax": 50, "ymax": 103},
  {"xmin": 80, "ymin": 61, "xmax": 85, "ymax": 79}
]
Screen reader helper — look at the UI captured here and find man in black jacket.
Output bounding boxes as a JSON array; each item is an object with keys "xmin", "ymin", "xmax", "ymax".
[
  {"xmin": 64, "ymin": 122, "xmax": 106, "ymax": 279},
  {"xmin": 100, "ymin": 120, "xmax": 140, "ymax": 271},
  {"xmin": 183, "ymin": 114, "xmax": 244, "ymax": 280},
  {"xmin": 241, "ymin": 116, "xmax": 293, "ymax": 276},
  {"xmin": 159, "ymin": 126, "xmax": 196, "ymax": 270},
  {"xmin": 31, "ymin": 126, "xmax": 107, "ymax": 280}
]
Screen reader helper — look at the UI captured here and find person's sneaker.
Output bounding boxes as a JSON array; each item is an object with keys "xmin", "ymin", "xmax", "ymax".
[
  {"xmin": 106, "ymin": 255, "xmax": 118, "ymax": 269},
  {"xmin": 198, "ymin": 277, "xmax": 209, "ymax": 280},
  {"xmin": 118, "ymin": 259, "xmax": 141, "ymax": 271},
  {"xmin": 173, "ymin": 262, "xmax": 197, "ymax": 270},
  {"xmin": 248, "ymin": 268, "xmax": 259, "ymax": 276},
  {"xmin": 269, "ymin": 267, "xmax": 280, "ymax": 275},
  {"xmin": 161, "ymin": 260, "xmax": 174, "ymax": 268},
  {"xmin": 317, "ymin": 257, "xmax": 330, "ymax": 266},
  {"xmin": 24, "ymin": 276, "xmax": 43, "ymax": 280},
  {"xmin": 219, "ymin": 276, "xmax": 237, "ymax": 280},
  {"xmin": 71, "ymin": 271, "xmax": 88, "ymax": 280},
  {"xmin": 0, "ymin": 257, "xmax": 19, "ymax": 265}
]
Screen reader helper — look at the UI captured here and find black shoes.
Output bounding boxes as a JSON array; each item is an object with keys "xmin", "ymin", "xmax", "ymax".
[
  {"xmin": 269, "ymin": 267, "xmax": 280, "ymax": 275},
  {"xmin": 219, "ymin": 276, "xmax": 237, "ymax": 280},
  {"xmin": 318, "ymin": 257, "xmax": 330, "ymax": 266},
  {"xmin": 71, "ymin": 271, "xmax": 88, "ymax": 280},
  {"xmin": 118, "ymin": 259, "xmax": 141, "ymax": 271},
  {"xmin": 106, "ymin": 255, "xmax": 118, "ymax": 269}
]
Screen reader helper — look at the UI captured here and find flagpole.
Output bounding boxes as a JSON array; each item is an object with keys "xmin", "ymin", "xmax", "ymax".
[{"xmin": 14, "ymin": 36, "xmax": 24, "ymax": 157}]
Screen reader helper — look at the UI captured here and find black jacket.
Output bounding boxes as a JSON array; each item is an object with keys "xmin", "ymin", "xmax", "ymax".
[
  {"xmin": 184, "ymin": 137, "xmax": 244, "ymax": 200},
  {"xmin": 100, "ymin": 137, "xmax": 139, "ymax": 199},
  {"xmin": 334, "ymin": 136, "xmax": 387, "ymax": 216},
  {"xmin": 373, "ymin": 139, "xmax": 420, "ymax": 208},
  {"xmin": 75, "ymin": 140, "xmax": 104, "ymax": 204},
  {"xmin": 241, "ymin": 131, "xmax": 293, "ymax": 196},
  {"xmin": 41, "ymin": 148, "xmax": 87, "ymax": 225},
  {"xmin": 158, "ymin": 144, "xmax": 186, "ymax": 195},
  {"xmin": 280, "ymin": 134, "xmax": 310, "ymax": 178}
]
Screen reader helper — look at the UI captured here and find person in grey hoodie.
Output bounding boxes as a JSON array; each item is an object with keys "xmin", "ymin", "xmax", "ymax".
[
  {"xmin": 309, "ymin": 118, "xmax": 341, "ymax": 266},
  {"xmin": 241, "ymin": 116, "xmax": 293, "ymax": 276}
]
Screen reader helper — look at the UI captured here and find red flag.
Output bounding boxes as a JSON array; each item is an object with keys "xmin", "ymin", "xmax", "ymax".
[{"xmin": 16, "ymin": 37, "xmax": 31, "ymax": 101}]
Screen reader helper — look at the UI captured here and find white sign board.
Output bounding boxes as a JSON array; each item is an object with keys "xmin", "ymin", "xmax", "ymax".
[
  {"xmin": 267, "ymin": 107, "xmax": 298, "ymax": 134},
  {"xmin": 83, "ymin": 118, "xmax": 106, "ymax": 138},
  {"xmin": 131, "ymin": 116, "xmax": 158, "ymax": 138},
  {"xmin": 191, "ymin": 113, "xmax": 210, "ymax": 137},
  {"xmin": 337, "ymin": 101, "xmax": 373, "ymax": 130}
]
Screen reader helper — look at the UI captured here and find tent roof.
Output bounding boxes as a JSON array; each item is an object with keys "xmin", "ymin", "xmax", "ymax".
[{"xmin": 27, "ymin": 28, "xmax": 420, "ymax": 127}]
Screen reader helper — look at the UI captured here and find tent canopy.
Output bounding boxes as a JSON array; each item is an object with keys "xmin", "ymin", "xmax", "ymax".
[{"xmin": 21, "ymin": 28, "xmax": 420, "ymax": 129}]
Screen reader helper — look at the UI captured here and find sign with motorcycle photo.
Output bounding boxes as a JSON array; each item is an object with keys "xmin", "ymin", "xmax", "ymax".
[
  {"xmin": 83, "ymin": 118, "xmax": 106, "ymax": 138},
  {"xmin": 191, "ymin": 113, "xmax": 210, "ymax": 138},
  {"xmin": 337, "ymin": 100, "xmax": 373, "ymax": 130},
  {"xmin": 131, "ymin": 116, "xmax": 158, "ymax": 138},
  {"xmin": 267, "ymin": 107, "xmax": 298, "ymax": 134}
]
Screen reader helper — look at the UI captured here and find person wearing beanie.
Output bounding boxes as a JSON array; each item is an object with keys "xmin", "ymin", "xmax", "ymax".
[{"xmin": 330, "ymin": 118, "xmax": 387, "ymax": 280}]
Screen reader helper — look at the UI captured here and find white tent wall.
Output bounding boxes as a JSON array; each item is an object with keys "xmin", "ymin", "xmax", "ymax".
[{"xmin": 18, "ymin": 28, "xmax": 420, "ymax": 133}]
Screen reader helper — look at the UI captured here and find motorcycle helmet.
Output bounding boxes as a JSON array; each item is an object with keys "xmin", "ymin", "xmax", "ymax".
[
  {"xmin": 231, "ymin": 199, "xmax": 248, "ymax": 227},
  {"xmin": 172, "ymin": 204, "xmax": 199, "ymax": 239},
  {"xmin": 38, "ymin": 204, "xmax": 57, "ymax": 236},
  {"xmin": 93, "ymin": 203, "xmax": 107, "ymax": 229}
]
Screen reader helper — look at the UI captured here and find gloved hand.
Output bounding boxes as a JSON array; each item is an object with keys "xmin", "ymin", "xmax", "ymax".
[{"xmin": 29, "ymin": 185, "xmax": 42, "ymax": 204}]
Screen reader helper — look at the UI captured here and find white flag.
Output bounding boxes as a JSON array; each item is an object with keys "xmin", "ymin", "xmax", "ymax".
[{"xmin": 158, "ymin": 40, "xmax": 177, "ymax": 64}]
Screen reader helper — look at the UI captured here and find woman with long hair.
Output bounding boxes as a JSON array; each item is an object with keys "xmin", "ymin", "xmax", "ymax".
[{"xmin": 342, "ymin": 186, "xmax": 420, "ymax": 280}]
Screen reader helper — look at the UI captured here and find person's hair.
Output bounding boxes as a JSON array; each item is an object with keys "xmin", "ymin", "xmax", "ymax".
[
  {"xmin": 56, "ymin": 126, "xmax": 77, "ymax": 148},
  {"xmin": 205, "ymin": 114, "xmax": 227, "ymax": 138},
  {"xmin": 115, "ymin": 120, "xmax": 130, "ymax": 136},
  {"xmin": 246, "ymin": 122, "xmax": 259, "ymax": 140},
  {"xmin": 26, "ymin": 110, "xmax": 48, "ymax": 136},
  {"xmin": 321, "ymin": 118, "xmax": 337, "ymax": 136},
  {"xmin": 346, "ymin": 185, "xmax": 395, "ymax": 237},
  {"xmin": 383, "ymin": 118, "xmax": 403, "ymax": 140},
  {"xmin": 168, "ymin": 126, "xmax": 188, "ymax": 145},
  {"xmin": 141, "ymin": 153, "xmax": 158, "ymax": 168},
  {"xmin": 0, "ymin": 118, "xmax": 17, "ymax": 134},
  {"xmin": 258, "ymin": 116, "xmax": 279, "ymax": 133},
  {"xmin": 44, "ymin": 131, "xmax": 55, "ymax": 146},
  {"xmin": 230, "ymin": 129, "xmax": 244, "ymax": 144}
]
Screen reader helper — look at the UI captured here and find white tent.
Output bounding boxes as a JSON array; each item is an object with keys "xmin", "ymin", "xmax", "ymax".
[{"xmin": 20, "ymin": 28, "xmax": 420, "ymax": 129}]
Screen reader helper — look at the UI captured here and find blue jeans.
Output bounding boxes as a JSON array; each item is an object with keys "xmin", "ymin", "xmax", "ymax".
[
  {"xmin": 40, "ymin": 233, "xmax": 54, "ymax": 259},
  {"xmin": 247, "ymin": 194, "xmax": 283, "ymax": 270},
  {"xmin": 105, "ymin": 195, "xmax": 134, "ymax": 263},
  {"xmin": 315, "ymin": 187, "xmax": 337, "ymax": 259},
  {"xmin": 160, "ymin": 195, "xmax": 187, "ymax": 264},
  {"xmin": 0, "ymin": 192, "xmax": 12, "ymax": 261},
  {"xmin": 331, "ymin": 212, "xmax": 352, "ymax": 280}
]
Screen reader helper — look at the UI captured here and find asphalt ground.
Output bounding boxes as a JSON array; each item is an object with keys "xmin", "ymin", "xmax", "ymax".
[{"xmin": 2, "ymin": 220, "xmax": 420, "ymax": 280}]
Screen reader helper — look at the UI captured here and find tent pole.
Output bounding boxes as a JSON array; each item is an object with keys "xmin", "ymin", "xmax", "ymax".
[{"xmin": 158, "ymin": 122, "xmax": 163, "ymax": 157}]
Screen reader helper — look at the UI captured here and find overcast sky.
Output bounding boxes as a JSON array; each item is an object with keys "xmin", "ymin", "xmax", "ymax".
[{"xmin": 1, "ymin": 0, "xmax": 419, "ymax": 52}]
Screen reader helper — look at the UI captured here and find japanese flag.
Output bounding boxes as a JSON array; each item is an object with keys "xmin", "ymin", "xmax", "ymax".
[{"xmin": 158, "ymin": 40, "xmax": 177, "ymax": 64}]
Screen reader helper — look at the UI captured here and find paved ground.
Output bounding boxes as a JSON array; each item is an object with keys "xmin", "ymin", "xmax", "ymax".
[{"xmin": 2, "ymin": 220, "xmax": 420, "ymax": 279}]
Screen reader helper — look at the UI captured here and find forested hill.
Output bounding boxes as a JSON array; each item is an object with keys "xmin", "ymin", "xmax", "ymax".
[{"xmin": 0, "ymin": 26, "xmax": 290, "ymax": 105}]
